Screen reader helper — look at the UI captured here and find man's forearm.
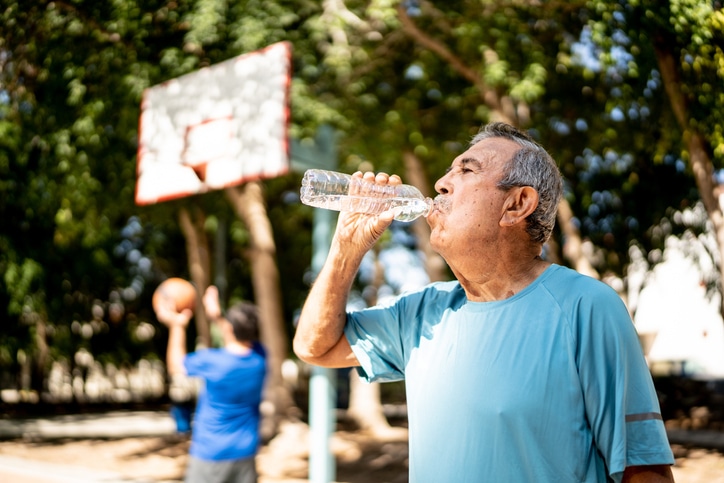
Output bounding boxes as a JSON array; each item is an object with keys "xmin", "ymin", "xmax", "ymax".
[
  {"xmin": 622, "ymin": 464, "xmax": 675, "ymax": 482},
  {"xmin": 294, "ymin": 181, "xmax": 396, "ymax": 366},
  {"xmin": 293, "ymin": 243, "xmax": 362, "ymax": 365}
]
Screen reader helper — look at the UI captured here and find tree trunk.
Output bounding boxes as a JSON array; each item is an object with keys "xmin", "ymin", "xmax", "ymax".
[
  {"xmin": 32, "ymin": 313, "xmax": 49, "ymax": 395},
  {"xmin": 347, "ymin": 373, "xmax": 388, "ymax": 431},
  {"xmin": 178, "ymin": 207, "xmax": 211, "ymax": 348},
  {"xmin": 654, "ymin": 35, "xmax": 724, "ymax": 319},
  {"xmin": 347, "ymin": 373, "xmax": 406, "ymax": 440},
  {"xmin": 556, "ymin": 198, "xmax": 600, "ymax": 279},
  {"xmin": 225, "ymin": 182, "xmax": 295, "ymax": 436}
]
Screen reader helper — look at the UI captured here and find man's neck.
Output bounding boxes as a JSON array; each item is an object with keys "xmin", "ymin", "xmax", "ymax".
[{"xmin": 456, "ymin": 254, "xmax": 550, "ymax": 303}]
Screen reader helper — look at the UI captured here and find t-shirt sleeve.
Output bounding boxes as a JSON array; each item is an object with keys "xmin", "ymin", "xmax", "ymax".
[
  {"xmin": 184, "ymin": 350, "xmax": 210, "ymax": 378},
  {"xmin": 573, "ymin": 282, "xmax": 674, "ymax": 479},
  {"xmin": 344, "ymin": 300, "xmax": 407, "ymax": 383}
]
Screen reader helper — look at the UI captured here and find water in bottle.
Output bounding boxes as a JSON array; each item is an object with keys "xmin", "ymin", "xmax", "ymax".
[{"xmin": 300, "ymin": 169, "xmax": 448, "ymax": 222}]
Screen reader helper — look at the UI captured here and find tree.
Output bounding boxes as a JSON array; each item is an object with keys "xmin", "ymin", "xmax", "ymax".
[
  {"xmin": 2, "ymin": 0, "xmax": 723, "ymax": 427},
  {"xmin": 586, "ymin": 0, "xmax": 724, "ymax": 314},
  {"xmin": 226, "ymin": 183, "xmax": 296, "ymax": 429},
  {"xmin": 0, "ymin": 0, "xmax": 332, "ymax": 414},
  {"xmin": 0, "ymin": 0, "xmax": 176, "ymax": 392}
]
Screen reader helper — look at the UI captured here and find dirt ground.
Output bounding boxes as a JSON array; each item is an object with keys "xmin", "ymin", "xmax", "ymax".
[
  {"xmin": 0, "ymin": 420, "xmax": 722, "ymax": 482},
  {"xmin": 0, "ymin": 419, "xmax": 410, "ymax": 483}
]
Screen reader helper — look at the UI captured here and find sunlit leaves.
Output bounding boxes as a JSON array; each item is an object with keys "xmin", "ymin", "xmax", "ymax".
[
  {"xmin": 510, "ymin": 63, "xmax": 547, "ymax": 103},
  {"xmin": 184, "ymin": 0, "xmax": 227, "ymax": 49},
  {"xmin": 4, "ymin": 259, "xmax": 43, "ymax": 316}
]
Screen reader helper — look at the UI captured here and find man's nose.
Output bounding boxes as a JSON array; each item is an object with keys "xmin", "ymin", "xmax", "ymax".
[{"xmin": 434, "ymin": 175, "xmax": 450, "ymax": 195}]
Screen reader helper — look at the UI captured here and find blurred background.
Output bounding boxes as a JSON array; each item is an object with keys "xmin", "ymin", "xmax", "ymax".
[{"xmin": 1, "ymin": 0, "xmax": 724, "ymax": 481}]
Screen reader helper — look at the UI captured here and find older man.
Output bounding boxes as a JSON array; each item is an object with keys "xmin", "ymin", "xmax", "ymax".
[{"xmin": 294, "ymin": 122, "xmax": 674, "ymax": 482}]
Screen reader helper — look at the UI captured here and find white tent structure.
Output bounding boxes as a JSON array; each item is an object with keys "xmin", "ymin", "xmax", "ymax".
[{"xmin": 632, "ymin": 233, "xmax": 724, "ymax": 379}]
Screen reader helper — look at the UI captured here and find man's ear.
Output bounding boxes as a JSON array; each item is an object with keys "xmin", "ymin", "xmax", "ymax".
[{"xmin": 500, "ymin": 186, "xmax": 539, "ymax": 227}]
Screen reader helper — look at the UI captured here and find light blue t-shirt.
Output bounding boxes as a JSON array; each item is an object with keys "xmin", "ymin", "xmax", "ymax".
[{"xmin": 345, "ymin": 264, "xmax": 673, "ymax": 482}]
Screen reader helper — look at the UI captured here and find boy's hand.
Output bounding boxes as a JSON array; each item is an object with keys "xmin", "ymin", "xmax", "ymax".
[
  {"xmin": 203, "ymin": 286, "xmax": 223, "ymax": 320},
  {"xmin": 155, "ymin": 295, "xmax": 192, "ymax": 328}
]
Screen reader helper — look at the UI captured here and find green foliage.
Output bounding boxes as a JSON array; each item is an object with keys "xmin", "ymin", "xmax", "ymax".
[
  {"xmin": 0, "ymin": 0, "xmax": 311, "ymax": 381},
  {"xmin": 580, "ymin": 0, "xmax": 723, "ymax": 264},
  {"xmin": 1, "ymin": 0, "xmax": 723, "ymax": 393},
  {"xmin": 4, "ymin": 259, "xmax": 43, "ymax": 316}
]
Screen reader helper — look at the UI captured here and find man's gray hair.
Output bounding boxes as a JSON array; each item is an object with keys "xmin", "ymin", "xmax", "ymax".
[{"xmin": 471, "ymin": 122, "xmax": 563, "ymax": 244}]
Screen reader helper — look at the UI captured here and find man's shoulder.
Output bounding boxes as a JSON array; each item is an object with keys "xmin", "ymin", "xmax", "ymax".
[
  {"xmin": 534, "ymin": 265, "xmax": 630, "ymax": 325},
  {"xmin": 541, "ymin": 265, "xmax": 632, "ymax": 333},
  {"xmin": 543, "ymin": 264, "xmax": 619, "ymax": 297},
  {"xmin": 395, "ymin": 280, "xmax": 465, "ymax": 307},
  {"xmin": 410, "ymin": 280, "xmax": 463, "ymax": 297}
]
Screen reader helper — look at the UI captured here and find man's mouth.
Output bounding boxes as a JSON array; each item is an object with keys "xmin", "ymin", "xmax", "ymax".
[{"xmin": 433, "ymin": 196, "xmax": 451, "ymax": 214}]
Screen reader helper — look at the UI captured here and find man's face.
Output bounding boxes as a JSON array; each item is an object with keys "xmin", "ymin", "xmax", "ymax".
[{"xmin": 426, "ymin": 137, "xmax": 520, "ymax": 260}]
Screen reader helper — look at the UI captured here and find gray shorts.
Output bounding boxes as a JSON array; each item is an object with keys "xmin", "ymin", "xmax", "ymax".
[{"xmin": 185, "ymin": 455, "xmax": 257, "ymax": 483}]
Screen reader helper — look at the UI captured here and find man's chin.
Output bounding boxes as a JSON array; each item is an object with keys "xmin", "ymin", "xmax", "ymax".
[{"xmin": 428, "ymin": 232, "xmax": 444, "ymax": 253}]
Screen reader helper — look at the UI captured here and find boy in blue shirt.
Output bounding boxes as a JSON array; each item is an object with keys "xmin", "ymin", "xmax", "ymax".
[{"xmin": 157, "ymin": 285, "xmax": 266, "ymax": 483}]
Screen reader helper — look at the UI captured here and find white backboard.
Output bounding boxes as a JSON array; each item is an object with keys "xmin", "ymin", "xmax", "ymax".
[{"xmin": 135, "ymin": 41, "xmax": 292, "ymax": 205}]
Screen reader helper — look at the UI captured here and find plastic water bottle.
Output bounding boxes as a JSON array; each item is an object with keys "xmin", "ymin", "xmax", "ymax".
[{"xmin": 300, "ymin": 169, "xmax": 443, "ymax": 222}]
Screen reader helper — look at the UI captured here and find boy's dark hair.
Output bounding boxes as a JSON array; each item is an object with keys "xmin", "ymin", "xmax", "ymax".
[{"xmin": 225, "ymin": 302, "xmax": 260, "ymax": 342}]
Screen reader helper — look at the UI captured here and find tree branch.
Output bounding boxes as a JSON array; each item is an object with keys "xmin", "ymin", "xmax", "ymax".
[{"xmin": 396, "ymin": 4, "xmax": 517, "ymax": 125}]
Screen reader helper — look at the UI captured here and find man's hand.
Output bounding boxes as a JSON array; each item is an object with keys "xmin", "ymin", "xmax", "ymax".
[{"xmin": 333, "ymin": 171, "xmax": 400, "ymax": 254}]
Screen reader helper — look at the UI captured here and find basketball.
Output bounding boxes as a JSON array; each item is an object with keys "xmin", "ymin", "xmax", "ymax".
[{"xmin": 153, "ymin": 278, "xmax": 197, "ymax": 314}]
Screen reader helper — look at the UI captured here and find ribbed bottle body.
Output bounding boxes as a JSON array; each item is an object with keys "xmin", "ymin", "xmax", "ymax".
[{"xmin": 300, "ymin": 169, "xmax": 433, "ymax": 222}]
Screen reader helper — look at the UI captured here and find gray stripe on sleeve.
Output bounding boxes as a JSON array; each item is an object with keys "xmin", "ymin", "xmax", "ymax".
[{"xmin": 625, "ymin": 412, "xmax": 663, "ymax": 422}]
